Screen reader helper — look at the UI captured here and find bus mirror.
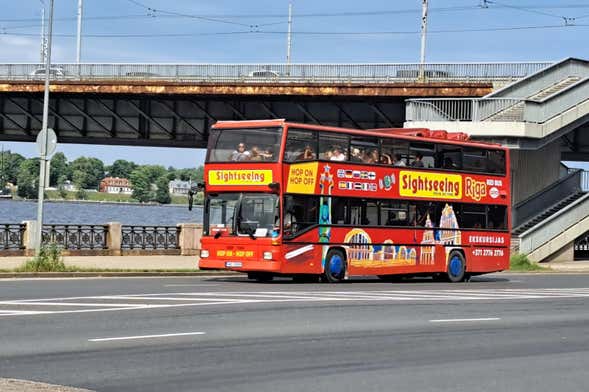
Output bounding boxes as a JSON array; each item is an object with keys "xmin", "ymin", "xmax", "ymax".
[
  {"xmin": 188, "ymin": 182, "xmax": 204, "ymax": 211},
  {"xmin": 268, "ymin": 182, "xmax": 280, "ymax": 192}
]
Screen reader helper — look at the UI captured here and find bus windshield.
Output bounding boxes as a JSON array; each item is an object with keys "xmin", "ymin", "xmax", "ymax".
[
  {"xmin": 206, "ymin": 193, "xmax": 279, "ymax": 237},
  {"xmin": 207, "ymin": 127, "xmax": 282, "ymax": 162}
]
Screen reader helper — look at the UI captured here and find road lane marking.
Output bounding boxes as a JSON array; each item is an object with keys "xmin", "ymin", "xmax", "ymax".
[
  {"xmin": 89, "ymin": 332, "xmax": 206, "ymax": 342},
  {"xmin": 3, "ymin": 288, "xmax": 589, "ymax": 318},
  {"xmin": 429, "ymin": 317, "xmax": 501, "ymax": 323},
  {"xmin": 164, "ymin": 284, "xmax": 218, "ymax": 287}
]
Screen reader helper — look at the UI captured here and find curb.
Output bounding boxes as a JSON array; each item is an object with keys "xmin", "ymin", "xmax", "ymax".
[{"xmin": 0, "ymin": 271, "xmax": 241, "ymax": 278}]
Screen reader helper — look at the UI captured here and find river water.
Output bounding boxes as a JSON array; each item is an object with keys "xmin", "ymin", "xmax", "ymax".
[{"xmin": 0, "ymin": 200, "xmax": 203, "ymax": 226}]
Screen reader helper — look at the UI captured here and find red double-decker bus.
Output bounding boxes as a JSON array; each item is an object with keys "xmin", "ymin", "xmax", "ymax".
[{"xmin": 197, "ymin": 119, "xmax": 510, "ymax": 282}]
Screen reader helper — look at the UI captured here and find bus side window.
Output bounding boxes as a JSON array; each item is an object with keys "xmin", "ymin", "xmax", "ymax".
[
  {"xmin": 285, "ymin": 128, "xmax": 317, "ymax": 162},
  {"xmin": 463, "ymin": 147, "xmax": 487, "ymax": 173},
  {"xmin": 409, "ymin": 142, "xmax": 435, "ymax": 168},
  {"xmin": 319, "ymin": 133, "xmax": 349, "ymax": 161},
  {"xmin": 436, "ymin": 144, "xmax": 462, "ymax": 170},
  {"xmin": 381, "ymin": 138, "xmax": 409, "ymax": 166},
  {"xmin": 488, "ymin": 150, "xmax": 506, "ymax": 175},
  {"xmin": 461, "ymin": 204, "xmax": 486, "ymax": 229}
]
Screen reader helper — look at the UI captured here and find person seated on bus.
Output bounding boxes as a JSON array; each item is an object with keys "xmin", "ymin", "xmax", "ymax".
[
  {"xmin": 411, "ymin": 152, "xmax": 425, "ymax": 168},
  {"xmin": 330, "ymin": 146, "xmax": 346, "ymax": 161},
  {"xmin": 262, "ymin": 147, "xmax": 275, "ymax": 161},
  {"xmin": 350, "ymin": 147, "xmax": 363, "ymax": 162},
  {"xmin": 283, "ymin": 208, "xmax": 298, "ymax": 236},
  {"xmin": 296, "ymin": 144, "xmax": 316, "ymax": 161},
  {"xmin": 249, "ymin": 146, "xmax": 264, "ymax": 161},
  {"xmin": 380, "ymin": 153, "xmax": 392, "ymax": 165},
  {"xmin": 230, "ymin": 143, "xmax": 250, "ymax": 161},
  {"xmin": 393, "ymin": 154, "xmax": 406, "ymax": 167},
  {"xmin": 364, "ymin": 149, "xmax": 379, "ymax": 164}
]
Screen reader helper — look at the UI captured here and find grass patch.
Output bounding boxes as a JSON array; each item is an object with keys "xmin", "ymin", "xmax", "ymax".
[
  {"xmin": 509, "ymin": 253, "xmax": 549, "ymax": 271},
  {"xmin": 16, "ymin": 243, "xmax": 67, "ymax": 272}
]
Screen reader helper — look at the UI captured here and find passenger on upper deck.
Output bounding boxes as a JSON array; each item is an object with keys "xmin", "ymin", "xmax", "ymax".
[
  {"xmin": 363, "ymin": 149, "xmax": 379, "ymax": 164},
  {"xmin": 411, "ymin": 152, "xmax": 424, "ymax": 168},
  {"xmin": 249, "ymin": 146, "xmax": 263, "ymax": 161},
  {"xmin": 330, "ymin": 146, "xmax": 346, "ymax": 161},
  {"xmin": 297, "ymin": 144, "xmax": 316, "ymax": 161},
  {"xmin": 380, "ymin": 153, "xmax": 392, "ymax": 165},
  {"xmin": 393, "ymin": 154, "xmax": 406, "ymax": 167},
  {"xmin": 230, "ymin": 143, "xmax": 251, "ymax": 161}
]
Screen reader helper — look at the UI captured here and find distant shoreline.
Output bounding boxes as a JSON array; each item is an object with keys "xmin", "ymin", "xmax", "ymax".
[{"xmin": 0, "ymin": 198, "xmax": 203, "ymax": 208}]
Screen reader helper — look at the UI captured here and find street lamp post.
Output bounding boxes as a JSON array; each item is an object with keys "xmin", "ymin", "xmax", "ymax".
[
  {"xmin": 34, "ymin": 0, "xmax": 56, "ymax": 255},
  {"xmin": 419, "ymin": 0, "xmax": 429, "ymax": 82},
  {"xmin": 76, "ymin": 0, "xmax": 83, "ymax": 64}
]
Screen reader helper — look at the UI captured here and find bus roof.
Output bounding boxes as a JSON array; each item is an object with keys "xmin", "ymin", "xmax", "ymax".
[{"xmin": 212, "ymin": 119, "xmax": 506, "ymax": 150}]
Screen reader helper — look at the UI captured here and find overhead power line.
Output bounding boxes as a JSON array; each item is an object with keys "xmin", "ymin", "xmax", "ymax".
[
  {"xmin": 1, "ymin": 4, "xmax": 589, "ymax": 24},
  {"xmin": 2, "ymin": 23, "xmax": 588, "ymax": 39}
]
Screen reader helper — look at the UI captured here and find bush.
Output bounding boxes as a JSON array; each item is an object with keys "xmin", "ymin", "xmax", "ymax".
[
  {"xmin": 18, "ymin": 243, "xmax": 66, "ymax": 272},
  {"xmin": 509, "ymin": 252, "xmax": 547, "ymax": 271}
]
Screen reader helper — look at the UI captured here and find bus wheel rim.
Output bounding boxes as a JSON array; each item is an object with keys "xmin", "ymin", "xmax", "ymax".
[
  {"xmin": 449, "ymin": 255, "xmax": 463, "ymax": 277},
  {"xmin": 329, "ymin": 255, "xmax": 343, "ymax": 277}
]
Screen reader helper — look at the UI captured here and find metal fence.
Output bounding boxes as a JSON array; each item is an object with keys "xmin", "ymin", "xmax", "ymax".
[
  {"xmin": 0, "ymin": 224, "xmax": 26, "ymax": 251},
  {"xmin": 42, "ymin": 224, "xmax": 108, "ymax": 250},
  {"xmin": 0, "ymin": 62, "xmax": 553, "ymax": 83},
  {"xmin": 121, "ymin": 225, "xmax": 180, "ymax": 250}
]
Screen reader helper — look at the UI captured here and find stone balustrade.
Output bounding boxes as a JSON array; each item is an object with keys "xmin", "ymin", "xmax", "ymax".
[{"xmin": 0, "ymin": 221, "xmax": 202, "ymax": 256}]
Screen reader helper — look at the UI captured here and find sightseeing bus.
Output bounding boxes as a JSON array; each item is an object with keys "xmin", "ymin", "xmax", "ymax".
[{"xmin": 197, "ymin": 119, "xmax": 510, "ymax": 282}]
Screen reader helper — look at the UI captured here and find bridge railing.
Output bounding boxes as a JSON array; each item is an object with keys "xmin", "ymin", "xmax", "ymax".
[
  {"xmin": 0, "ymin": 62, "xmax": 552, "ymax": 83},
  {"xmin": 406, "ymin": 80, "xmax": 589, "ymax": 123},
  {"xmin": 406, "ymin": 98, "xmax": 526, "ymax": 121}
]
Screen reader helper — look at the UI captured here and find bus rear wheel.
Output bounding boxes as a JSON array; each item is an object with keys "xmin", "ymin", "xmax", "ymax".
[
  {"xmin": 323, "ymin": 249, "xmax": 347, "ymax": 283},
  {"xmin": 247, "ymin": 272, "xmax": 274, "ymax": 282},
  {"xmin": 446, "ymin": 252, "xmax": 466, "ymax": 283}
]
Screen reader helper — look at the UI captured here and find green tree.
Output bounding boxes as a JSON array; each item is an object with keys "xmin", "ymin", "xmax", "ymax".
[
  {"xmin": 70, "ymin": 157, "xmax": 105, "ymax": 189},
  {"xmin": 129, "ymin": 167, "xmax": 152, "ymax": 203},
  {"xmin": 49, "ymin": 152, "xmax": 70, "ymax": 187},
  {"xmin": 16, "ymin": 158, "xmax": 40, "ymax": 199},
  {"xmin": 0, "ymin": 150, "xmax": 25, "ymax": 185},
  {"xmin": 155, "ymin": 176, "xmax": 171, "ymax": 204},
  {"xmin": 108, "ymin": 159, "xmax": 137, "ymax": 179}
]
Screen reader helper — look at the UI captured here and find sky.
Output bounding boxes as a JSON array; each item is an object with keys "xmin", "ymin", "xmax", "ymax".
[{"xmin": 1, "ymin": 0, "xmax": 588, "ymax": 167}]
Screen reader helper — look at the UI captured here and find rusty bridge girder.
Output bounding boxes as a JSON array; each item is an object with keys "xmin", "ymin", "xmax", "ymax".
[{"xmin": 0, "ymin": 81, "xmax": 492, "ymax": 148}]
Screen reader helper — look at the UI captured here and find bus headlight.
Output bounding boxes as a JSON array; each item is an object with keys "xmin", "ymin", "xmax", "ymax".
[
  {"xmin": 263, "ymin": 251, "xmax": 273, "ymax": 260},
  {"xmin": 200, "ymin": 249, "xmax": 209, "ymax": 258}
]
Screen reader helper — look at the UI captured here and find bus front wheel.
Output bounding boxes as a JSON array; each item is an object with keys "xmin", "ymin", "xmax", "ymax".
[
  {"xmin": 323, "ymin": 249, "xmax": 347, "ymax": 283},
  {"xmin": 446, "ymin": 252, "xmax": 466, "ymax": 283}
]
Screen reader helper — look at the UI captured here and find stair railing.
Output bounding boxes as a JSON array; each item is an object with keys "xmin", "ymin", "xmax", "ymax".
[{"xmin": 513, "ymin": 169, "xmax": 583, "ymax": 229}]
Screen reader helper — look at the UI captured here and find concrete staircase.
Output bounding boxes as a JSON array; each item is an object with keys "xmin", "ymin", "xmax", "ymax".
[
  {"xmin": 512, "ymin": 191, "xmax": 585, "ymax": 236},
  {"xmin": 485, "ymin": 76, "xmax": 582, "ymax": 122}
]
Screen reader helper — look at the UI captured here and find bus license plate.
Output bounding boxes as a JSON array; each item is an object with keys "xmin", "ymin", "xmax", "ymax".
[{"xmin": 226, "ymin": 261, "xmax": 243, "ymax": 268}]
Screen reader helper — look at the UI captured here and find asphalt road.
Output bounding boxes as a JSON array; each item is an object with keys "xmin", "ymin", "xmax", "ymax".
[{"xmin": 0, "ymin": 273, "xmax": 588, "ymax": 392}]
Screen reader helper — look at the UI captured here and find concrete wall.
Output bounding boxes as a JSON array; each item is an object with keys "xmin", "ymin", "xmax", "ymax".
[{"xmin": 510, "ymin": 139, "xmax": 562, "ymax": 205}]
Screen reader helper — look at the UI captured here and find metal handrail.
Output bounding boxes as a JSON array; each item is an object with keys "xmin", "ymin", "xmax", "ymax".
[
  {"xmin": 0, "ymin": 62, "xmax": 553, "ymax": 83},
  {"xmin": 513, "ymin": 170, "xmax": 583, "ymax": 228}
]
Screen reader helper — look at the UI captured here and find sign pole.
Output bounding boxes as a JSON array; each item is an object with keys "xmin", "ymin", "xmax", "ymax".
[{"xmin": 35, "ymin": 0, "xmax": 55, "ymax": 255}]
